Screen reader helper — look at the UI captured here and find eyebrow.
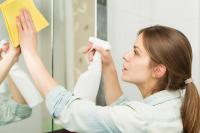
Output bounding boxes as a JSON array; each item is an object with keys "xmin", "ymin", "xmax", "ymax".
[{"xmin": 134, "ymin": 45, "xmax": 142, "ymax": 53}]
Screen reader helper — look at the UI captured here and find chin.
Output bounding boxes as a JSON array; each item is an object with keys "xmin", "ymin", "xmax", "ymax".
[
  {"xmin": 121, "ymin": 76, "xmax": 130, "ymax": 82},
  {"xmin": 121, "ymin": 74, "xmax": 126, "ymax": 81},
  {"xmin": 122, "ymin": 76, "xmax": 137, "ymax": 84}
]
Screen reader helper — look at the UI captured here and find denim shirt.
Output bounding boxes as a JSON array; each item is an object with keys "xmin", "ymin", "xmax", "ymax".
[
  {"xmin": 46, "ymin": 85, "xmax": 183, "ymax": 133},
  {"xmin": 0, "ymin": 82, "xmax": 32, "ymax": 126}
]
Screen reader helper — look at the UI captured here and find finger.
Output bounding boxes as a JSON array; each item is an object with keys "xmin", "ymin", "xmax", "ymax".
[
  {"xmin": 83, "ymin": 43, "xmax": 93, "ymax": 54},
  {"xmin": 24, "ymin": 9, "xmax": 36, "ymax": 31},
  {"xmin": 2, "ymin": 44, "xmax": 9, "ymax": 52},
  {"xmin": 93, "ymin": 45, "xmax": 108, "ymax": 57},
  {"xmin": 92, "ymin": 50, "xmax": 95, "ymax": 56},
  {"xmin": 90, "ymin": 50, "xmax": 96, "ymax": 60},
  {"xmin": 16, "ymin": 16, "xmax": 23, "ymax": 32},
  {"xmin": 23, "ymin": 9, "xmax": 32, "ymax": 29},
  {"xmin": 90, "ymin": 51, "xmax": 95, "ymax": 62},
  {"xmin": 20, "ymin": 9, "xmax": 28, "ymax": 30},
  {"xmin": 87, "ymin": 49, "xmax": 95, "ymax": 61},
  {"xmin": 26, "ymin": 9, "xmax": 36, "ymax": 30},
  {"xmin": 89, "ymin": 52, "xmax": 93, "ymax": 61}
]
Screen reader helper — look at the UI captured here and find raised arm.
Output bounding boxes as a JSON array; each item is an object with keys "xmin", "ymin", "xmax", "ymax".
[
  {"xmin": 16, "ymin": 9, "xmax": 58, "ymax": 96},
  {"xmin": 0, "ymin": 42, "xmax": 26, "ymax": 104},
  {"xmin": 0, "ymin": 43, "xmax": 31, "ymax": 125},
  {"xmin": 84, "ymin": 44, "xmax": 123, "ymax": 105},
  {"xmin": 7, "ymin": 75, "xmax": 27, "ymax": 104}
]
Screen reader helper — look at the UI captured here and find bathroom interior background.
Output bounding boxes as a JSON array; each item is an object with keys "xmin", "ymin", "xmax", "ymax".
[{"xmin": 0, "ymin": 0, "xmax": 199, "ymax": 132}]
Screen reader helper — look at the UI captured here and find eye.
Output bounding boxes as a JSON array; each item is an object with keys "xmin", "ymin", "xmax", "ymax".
[{"xmin": 133, "ymin": 49, "xmax": 138, "ymax": 55}]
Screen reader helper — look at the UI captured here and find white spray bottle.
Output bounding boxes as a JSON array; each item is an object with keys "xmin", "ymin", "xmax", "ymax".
[
  {"xmin": 73, "ymin": 37, "xmax": 111, "ymax": 102},
  {"xmin": 0, "ymin": 40, "xmax": 43, "ymax": 108}
]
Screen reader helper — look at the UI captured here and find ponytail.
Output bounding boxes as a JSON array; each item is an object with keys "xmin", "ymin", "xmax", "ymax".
[{"xmin": 181, "ymin": 82, "xmax": 200, "ymax": 133}]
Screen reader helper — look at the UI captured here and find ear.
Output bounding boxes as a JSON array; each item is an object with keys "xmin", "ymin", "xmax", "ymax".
[{"xmin": 152, "ymin": 64, "xmax": 166, "ymax": 78}]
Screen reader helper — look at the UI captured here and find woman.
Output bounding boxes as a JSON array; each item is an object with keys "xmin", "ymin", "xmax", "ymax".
[
  {"xmin": 17, "ymin": 9, "xmax": 200, "ymax": 133},
  {"xmin": 0, "ymin": 42, "xmax": 32, "ymax": 125}
]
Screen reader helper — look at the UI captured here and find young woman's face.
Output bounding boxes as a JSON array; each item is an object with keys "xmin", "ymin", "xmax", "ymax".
[{"xmin": 122, "ymin": 34, "xmax": 152, "ymax": 85}]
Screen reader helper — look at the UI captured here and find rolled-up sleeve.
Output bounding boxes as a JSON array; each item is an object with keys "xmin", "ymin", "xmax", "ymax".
[
  {"xmin": 15, "ymin": 101, "xmax": 32, "ymax": 119},
  {"xmin": 45, "ymin": 85, "xmax": 80, "ymax": 118},
  {"xmin": 45, "ymin": 86, "xmax": 120, "ymax": 132},
  {"xmin": 0, "ymin": 99, "xmax": 32, "ymax": 126},
  {"xmin": 45, "ymin": 86, "xmax": 147, "ymax": 133}
]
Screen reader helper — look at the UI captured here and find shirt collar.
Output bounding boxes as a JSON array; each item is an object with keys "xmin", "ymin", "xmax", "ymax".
[{"xmin": 143, "ymin": 89, "xmax": 182, "ymax": 106}]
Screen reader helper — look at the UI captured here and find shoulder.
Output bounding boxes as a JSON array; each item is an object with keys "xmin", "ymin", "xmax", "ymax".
[{"xmin": 108, "ymin": 99, "xmax": 181, "ymax": 132}]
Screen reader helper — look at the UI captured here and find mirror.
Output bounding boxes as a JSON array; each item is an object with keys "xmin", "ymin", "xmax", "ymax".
[
  {"xmin": 0, "ymin": 0, "xmax": 52, "ymax": 132},
  {"xmin": 0, "ymin": 0, "xmax": 97, "ymax": 132},
  {"xmin": 51, "ymin": 0, "xmax": 96, "ymax": 131}
]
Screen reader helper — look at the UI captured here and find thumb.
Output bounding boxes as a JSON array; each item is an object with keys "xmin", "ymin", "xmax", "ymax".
[{"xmin": 2, "ymin": 43, "xmax": 9, "ymax": 52}]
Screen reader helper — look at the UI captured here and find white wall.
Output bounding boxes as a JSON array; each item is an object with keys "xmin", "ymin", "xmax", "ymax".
[
  {"xmin": 107, "ymin": 0, "xmax": 200, "ymax": 100},
  {"xmin": 107, "ymin": 0, "xmax": 153, "ymax": 100},
  {"xmin": 151, "ymin": 0, "xmax": 200, "ymax": 90}
]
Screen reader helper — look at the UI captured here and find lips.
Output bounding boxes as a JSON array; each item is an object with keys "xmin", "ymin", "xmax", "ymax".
[{"xmin": 122, "ymin": 64, "xmax": 128, "ymax": 71}]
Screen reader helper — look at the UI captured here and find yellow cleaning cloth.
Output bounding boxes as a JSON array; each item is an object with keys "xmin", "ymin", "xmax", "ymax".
[{"xmin": 0, "ymin": 0, "xmax": 49, "ymax": 47}]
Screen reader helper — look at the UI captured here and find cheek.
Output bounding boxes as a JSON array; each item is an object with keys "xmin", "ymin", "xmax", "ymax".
[{"xmin": 125, "ymin": 57, "xmax": 151, "ymax": 83}]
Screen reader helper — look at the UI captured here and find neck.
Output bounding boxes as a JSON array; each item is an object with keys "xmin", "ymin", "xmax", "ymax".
[{"xmin": 136, "ymin": 81, "xmax": 159, "ymax": 98}]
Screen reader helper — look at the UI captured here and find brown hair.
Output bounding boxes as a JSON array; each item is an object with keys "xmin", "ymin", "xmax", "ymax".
[{"xmin": 138, "ymin": 25, "xmax": 200, "ymax": 133}]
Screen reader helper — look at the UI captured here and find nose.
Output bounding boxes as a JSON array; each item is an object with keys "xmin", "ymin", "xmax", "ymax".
[{"xmin": 123, "ymin": 51, "xmax": 131, "ymax": 62}]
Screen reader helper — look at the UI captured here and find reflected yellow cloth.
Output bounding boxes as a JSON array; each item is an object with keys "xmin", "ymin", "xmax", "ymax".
[{"xmin": 0, "ymin": 0, "xmax": 49, "ymax": 47}]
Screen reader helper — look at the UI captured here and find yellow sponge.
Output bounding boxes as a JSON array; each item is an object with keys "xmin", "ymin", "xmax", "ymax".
[{"xmin": 0, "ymin": 0, "xmax": 49, "ymax": 47}]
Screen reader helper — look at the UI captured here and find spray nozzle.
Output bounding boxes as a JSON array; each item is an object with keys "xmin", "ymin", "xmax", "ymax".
[{"xmin": 88, "ymin": 37, "xmax": 111, "ymax": 53}]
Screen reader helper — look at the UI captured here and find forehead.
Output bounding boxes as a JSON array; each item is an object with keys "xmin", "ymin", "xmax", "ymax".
[{"xmin": 134, "ymin": 34, "xmax": 146, "ymax": 53}]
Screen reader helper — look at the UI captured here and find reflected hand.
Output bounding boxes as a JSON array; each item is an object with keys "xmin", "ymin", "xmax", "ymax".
[
  {"xmin": 0, "ymin": 42, "xmax": 21, "ymax": 63},
  {"xmin": 16, "ymin": 9, "xmax": 37, "ymax": 56}
]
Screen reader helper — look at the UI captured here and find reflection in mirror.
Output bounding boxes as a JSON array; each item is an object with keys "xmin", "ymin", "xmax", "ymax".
[
  {"xmin": 52, "ymin": 0, "xmax": 96, "ymax": 91},
  {"xmin": 0, "ymin": 0, "xmax": 33, "ymax": 127},
  {"xmin": 51, "ymin": 0, "xmax": 96, "ymax": 132},
  {"xmin": 0, "ymin": 76, "xmax": 32, "ymax": 126},
  {"xmin": 0, "ymin": 0, "xmax": 51, "ymax": 132},
  {"xmin": 73, "ymin": 0, "xmax": 96, "ymax": 84}
]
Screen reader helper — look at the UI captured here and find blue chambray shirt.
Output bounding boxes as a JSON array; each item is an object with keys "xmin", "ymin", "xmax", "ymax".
[
  {"xmin": 45, "ymin": 85, "xmax": 183, "ymax": 133},
  {"xmin": 0, "ymin": 81, "xmax": 32, "ymax": 126}
]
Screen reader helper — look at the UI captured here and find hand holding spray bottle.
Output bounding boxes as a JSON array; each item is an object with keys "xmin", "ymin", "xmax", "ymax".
[
  {"xmin": 0, "ymin": 40, "xmax": 43, "ymax": 108},
  {"xmin": 73, "ymin": 37, "xmax": 111, "ymax": 102}
]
